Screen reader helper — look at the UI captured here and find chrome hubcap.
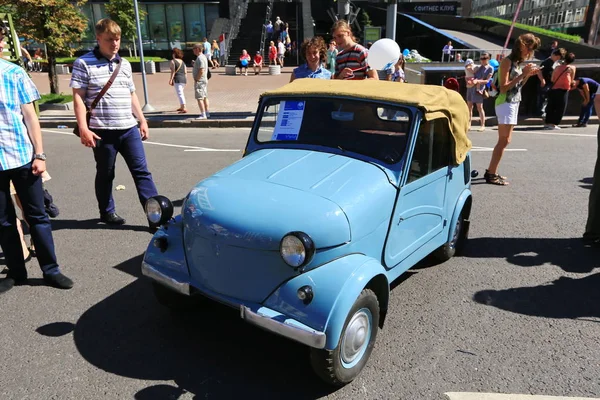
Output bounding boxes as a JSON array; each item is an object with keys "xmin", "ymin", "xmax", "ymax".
[{"xmin": 341, "ymin": 309, "xmax": 371, "ymax": 365}]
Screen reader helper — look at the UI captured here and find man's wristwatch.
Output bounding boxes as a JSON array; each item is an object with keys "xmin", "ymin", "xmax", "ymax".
[{"xmin": 33, "ymin": 153, "xmax": 47, "ymax": 161}]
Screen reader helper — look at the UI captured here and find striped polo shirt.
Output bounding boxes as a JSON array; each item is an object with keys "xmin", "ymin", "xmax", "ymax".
[
  {"xmin": 70, "ymin": 49, "xmax": 137, "ymax": 130},
  {"xmin": 335, "ymin": 44, "xmax": 370, "ymax": 80},
  {"xmin": 0, "ymin": 59, "xmax": 39, "ymax": 170}
]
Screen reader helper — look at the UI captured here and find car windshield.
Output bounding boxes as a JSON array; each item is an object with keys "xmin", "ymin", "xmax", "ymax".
[{"xmin": 254, "ymin": 97, "xmax": 412, "ymax": 164}]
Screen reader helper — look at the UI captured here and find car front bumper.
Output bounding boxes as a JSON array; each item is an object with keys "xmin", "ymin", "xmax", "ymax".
[{"xmin": 141, "ymin": 259, "xmax": 326, "ymax": 349}]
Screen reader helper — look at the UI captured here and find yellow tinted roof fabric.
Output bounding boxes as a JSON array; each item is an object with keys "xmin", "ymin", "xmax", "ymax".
[{"xmin": 261, "ymin": 79, "xmax": 472, "ymax": 164}]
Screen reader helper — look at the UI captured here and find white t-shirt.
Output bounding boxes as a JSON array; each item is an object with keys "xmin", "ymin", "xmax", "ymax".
[{"xmin": 277, "ymin": 42, "xmax": 285, "ymax": 55}]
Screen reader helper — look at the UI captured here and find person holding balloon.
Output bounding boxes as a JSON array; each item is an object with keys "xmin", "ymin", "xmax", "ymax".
[
  {"xmin": 486, "ymin": 33, "xmax": 541, "ymax": 186},
  {"xmin": 290, "ymin": 36, "xmax": 332, "ymax": 82},
  {"xmin": 237, "ymin": 49, "xmax": 251, "ymax": 76},
  {"xmin": 331, "ymin": 20, "xmax": 378, "ymax": 80}
]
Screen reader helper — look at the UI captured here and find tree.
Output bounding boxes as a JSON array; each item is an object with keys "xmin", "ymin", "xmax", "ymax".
[
  {"xmin": 105, "ymin": 0, "xmax": 146, "ymax": 58},
  {"xmin": 0, "ymin": 0, "xmax": 87, "ymax": 94}
]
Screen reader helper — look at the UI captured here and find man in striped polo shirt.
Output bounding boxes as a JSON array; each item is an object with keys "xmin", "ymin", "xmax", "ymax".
[
  {"xmin": 70, "ymin": 18, "xmax": 158, "ymax": 229},
  {"xmin": 0, "ymin": 56, "xmax": 74, "ymax": 293},
  {"xmin": 331, "ymin": 20, "xmax": 378, "ymax": 81}
]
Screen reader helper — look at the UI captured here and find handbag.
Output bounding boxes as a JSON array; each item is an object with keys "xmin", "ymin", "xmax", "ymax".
[
  {"xmin": 73, "ymin": 59, "xmax": 122, "ymax": 137},
  {"xmin": 169, "ymin": 59, "xmax": 183, "ymax": 86},
  {"xmin": 207, "ymin": 68, "xmax": 212, "ymax": 80}
]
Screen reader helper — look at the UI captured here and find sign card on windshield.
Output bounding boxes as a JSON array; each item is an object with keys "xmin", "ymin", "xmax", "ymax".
[{"xmin": 271, "ymin": 100, "xmax": 305, "ymax": 141}]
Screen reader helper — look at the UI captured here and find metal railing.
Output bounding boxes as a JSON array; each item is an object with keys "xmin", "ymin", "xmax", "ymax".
[
  {"xmin": 259, "ymin": 0, "xmax": 275, "ymax": 56},
  {"xmin": 441, "ymin": 48, "xmax": 508, "ymax": 63},
  {"xmin": 224, "ymin": 0, "xmax": 249, "ymax": 65}
]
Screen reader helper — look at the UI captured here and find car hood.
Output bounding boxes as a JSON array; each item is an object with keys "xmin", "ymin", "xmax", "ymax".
[{"xmin": 182, "ymin": 148, "xmax": 396, "ymax": 250}]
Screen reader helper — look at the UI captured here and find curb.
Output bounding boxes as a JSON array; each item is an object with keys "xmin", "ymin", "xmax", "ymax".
[
  {"xmin": 39, "ymin": 102, "xmax": 73, "ymax": 111},
  {"xmin": 40, "ymin": 119, "xmax": 254, "ymax": 129},
  {"xmin": 40, "ymin": 118, "xmax": 596, "ymax": 130}
]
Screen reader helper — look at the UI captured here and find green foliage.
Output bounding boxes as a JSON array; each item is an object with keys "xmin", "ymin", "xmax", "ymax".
[
  {"xmin": 1, "ymin": 0, "xmax": 88, "ymax": 56},
  {"xmin": 476, "ymin": 16, "xmax": 581, "ymax": 43},
  {"xmin": 359, "ymin": 10, "xmax": 372, "ymax": 27},
  {"xmin": 105, "ymin": 0, "xmax": 146, "ymax": 43},
  {"xmin": 39, "ymin": 93, "xmax": 73, "ymax": 104},
  {"xmin": 52, "ymin": 56, "xmax": 167, "ymax": 63}
]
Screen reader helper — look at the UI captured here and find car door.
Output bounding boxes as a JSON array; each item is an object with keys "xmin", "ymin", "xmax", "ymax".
[{"xmin": 384, "ymin": 117, "xmax": 452, "ymax": 267}]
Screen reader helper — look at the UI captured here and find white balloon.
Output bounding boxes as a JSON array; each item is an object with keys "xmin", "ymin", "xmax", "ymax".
[{"xmin": 367, "ymin": 38, "xmax": 401, "ymax": 70}]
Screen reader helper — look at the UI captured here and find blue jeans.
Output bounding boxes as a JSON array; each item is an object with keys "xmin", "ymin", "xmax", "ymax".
[
  {"xmin": 579, "ymin": 94, "xmax": 596, "ymax": 125},
  {"xmin": 0, "ymin": 163, "xmax": 60, "ymax": 278},
  {"xmin": 92, "ymin": 126, "xmax": 158, "ymax": 215}
]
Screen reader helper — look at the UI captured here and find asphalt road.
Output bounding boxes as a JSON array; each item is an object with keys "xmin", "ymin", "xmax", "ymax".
[{"xmin": 1, "ymin": 125, "xmax": 599, "ymax": 400}]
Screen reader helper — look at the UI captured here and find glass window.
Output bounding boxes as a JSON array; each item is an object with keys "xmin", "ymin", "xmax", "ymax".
[
  {"xmin": 148, "ymin": 4, "xmax": 168, "ymax": 50},
  {"xmin": 575, "ymin": 8, "xmax": 584, "ymax": 22},
  {"xmin": 542, "ymin": 14, "xmax": 548, "ymax": 26},
  {"xmin": 166, "ymin": 3, "xmax": 185, "ymax": 50},
  {"xmin": 534, "ymin": 15, "xmax": 540, "ymax": 25},
  {"xmin": 92, "ymin": 3, "xmax": 107, "ymax": 22},
  {"xmin": 205, "ymin": 4, "xmax": 220, "ymax": 36},
  {"xmin": 565, "ymin": 10, "xmax": 573, "ymax": 23},
  {"xmin": 557, "ymin": 10, "xmax": 564, "ymax": 23},
  {"xmin": 185, "ymin": 4, "xmax": 207, "ymax": 49},
  {"xmin": 79, "ymin": 3, "xmax": 95, "ymax": 42},
  {"xmin": 408, "ymin": 119, "xmax": 451, "ymax": 183},
  {"xmin": 254, "ymin": 98, "xmax": 411, "ymax": 165}
]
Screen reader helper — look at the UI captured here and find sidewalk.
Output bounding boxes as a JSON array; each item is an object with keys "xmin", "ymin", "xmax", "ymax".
[{"xmin": 32, "ymin": 68, "xmax": 597, "ymax": 129}]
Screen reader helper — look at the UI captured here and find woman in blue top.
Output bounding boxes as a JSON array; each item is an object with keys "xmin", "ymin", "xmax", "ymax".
[{"xmin": 290, "ymin": 36, "xmax": 332, "ymax": 82}]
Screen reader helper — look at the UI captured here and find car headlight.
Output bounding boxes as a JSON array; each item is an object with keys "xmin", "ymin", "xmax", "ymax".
[
  {"xmin": 145, "ymin": 195, "xmax": 174, "ymax": 226},
  {"xmin": 280, "ymin": 232, "xmax": 315, "ymax": 268}
]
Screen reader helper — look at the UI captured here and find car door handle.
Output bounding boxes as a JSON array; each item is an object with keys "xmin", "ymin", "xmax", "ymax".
[{"xmin": 398, "ymin": 217, "xmax": 404, "ymax": 224}]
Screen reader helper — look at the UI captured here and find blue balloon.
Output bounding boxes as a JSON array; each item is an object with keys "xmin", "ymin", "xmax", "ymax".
[
  {"xmin": 402, "ymin": 49, "xmax": 410, "ymax": 57},
  {"xmin": 489, "ymin": 58, "xmax": 499, "ymax": 70},
  {"xmin": 241, "ymin": 59, "xmax": 248, "ymax": 66}
]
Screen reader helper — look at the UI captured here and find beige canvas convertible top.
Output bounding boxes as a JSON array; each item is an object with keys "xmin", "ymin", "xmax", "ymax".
[{"xmin": 261, "ymin": 79, "xmax": 472, "ymax": 164}]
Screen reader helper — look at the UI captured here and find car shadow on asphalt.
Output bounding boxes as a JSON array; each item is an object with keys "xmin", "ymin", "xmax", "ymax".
[
  {"xmin": 54, "ymin": 254, "xmax": 337, "ymax": 399},
  {"xmin": 473, "ymin": 272, "xmax": 600, "ymax": 320},
  {"xmin": 462, "ymin": 237, "xmax": 600, "ymax": 273},
  {"xmin": 49, "ymin": 219, "xmax": 150, "ymax": 233}
]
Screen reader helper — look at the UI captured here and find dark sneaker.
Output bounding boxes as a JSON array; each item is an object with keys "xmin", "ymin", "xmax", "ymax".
[
  {"xmin": 0, "ymin": 274, "xmax": 27, "ymax": 294},
  {"xmin": 0, "ymin": 277, "xmax": 15, "ymax": 294},
  {"xmin": 43, "ymin": 272, "xmax": 74, "ymax": 289},
  {"xmin": 100, "ymin": 212, "xmax": 126, "ymax": 225}
]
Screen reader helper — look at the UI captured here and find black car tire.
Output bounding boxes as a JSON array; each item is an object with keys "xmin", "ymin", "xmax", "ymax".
[
  {"xmin": 310, "ymin": 288, "xmax": 380, "ymax": 387},
  {"xmin": 433, "ymin": 209, "xmax": 468, "ymax": 262}
]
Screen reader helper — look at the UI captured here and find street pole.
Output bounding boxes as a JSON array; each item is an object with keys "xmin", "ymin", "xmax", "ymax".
[
  {"xmin": 386, "ymin": 0, "xmax": 398, "ymax": 40},
  {"xmin": 502, "ymin": 0, "xmax": 525, "ymax": 56},
  {"xmin": 133, "ymin": 0, "xmax": 155, "ymax": 112}
]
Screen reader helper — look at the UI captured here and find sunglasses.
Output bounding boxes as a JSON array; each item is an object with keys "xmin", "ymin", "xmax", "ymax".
[{"xmin": 480, "ymin": 57, "xmax": 489, "ymax": 60}]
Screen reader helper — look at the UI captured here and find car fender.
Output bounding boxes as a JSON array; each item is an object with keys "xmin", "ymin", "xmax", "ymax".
[
  {"xmin": 447, "ymin": 189, "xmax": 472, "ymax": 242},
  {"xmin": 264, "ymin": 254, "xmax": 389, "ymax": 351},
  {"xmin": 143, "ymin": 215, "xmax": 190, "ymax": 282}
]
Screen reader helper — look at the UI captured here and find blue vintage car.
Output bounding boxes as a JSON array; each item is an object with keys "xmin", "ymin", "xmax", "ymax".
[{"xmin": 141, "ymin": 79, "xmax": 473, "ymax": 386}]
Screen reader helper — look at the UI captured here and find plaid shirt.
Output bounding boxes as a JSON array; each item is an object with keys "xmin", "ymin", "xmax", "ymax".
[{"xmin": 0, "ymin": 59, "xmax": 39, "ymax": 171}]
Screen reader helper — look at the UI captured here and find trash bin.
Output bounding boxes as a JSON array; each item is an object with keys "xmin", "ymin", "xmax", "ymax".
[
  {"xmin": 144, "ymin": 61, "xmax": 156, "ymax": 75},
  {"xmin": 269, "ymin": 65, "xmax": 281, "ymax": 75}
]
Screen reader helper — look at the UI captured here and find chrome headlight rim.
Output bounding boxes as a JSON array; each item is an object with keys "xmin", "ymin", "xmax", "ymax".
[
  {"xmin": 145, "ymin": 195, "xmax": 174, "ymax": 226},
  {"xmin": 279, "ymin": 231, "xmax": 316, "ymax": 268}
]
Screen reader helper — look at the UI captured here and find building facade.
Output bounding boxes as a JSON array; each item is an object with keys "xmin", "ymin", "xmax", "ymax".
[
  {"xmin": 80, "ymin": 0, "xmax": 221, "ymax": 51},
  {"xmin": 469, "ymin": 0, "xmax": 597, "ymax": 42}
]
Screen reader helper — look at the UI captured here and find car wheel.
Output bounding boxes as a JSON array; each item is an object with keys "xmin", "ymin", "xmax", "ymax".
[
  {"xmin": 152, "ymin": 282, "xmax": 200, "ymax": 311},
  {"xmin": 433, "ymin": 209, "xmax": 468, "ymax": 262},
  {"xmin": 310, "ymin": 289, "xmax": 379, "ymax": 386}
]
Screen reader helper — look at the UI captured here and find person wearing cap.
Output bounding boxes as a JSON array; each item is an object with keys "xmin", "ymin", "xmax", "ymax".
[{"xmin": 253, "ymin": 51, "xmax": 263, "ymax": 75}]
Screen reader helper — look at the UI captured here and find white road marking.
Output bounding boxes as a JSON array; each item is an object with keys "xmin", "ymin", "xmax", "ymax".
[
  {"xmin": 471, "ymin": 146, "xmax": 528, "ymax": 152},
  {"xmin": 524, "ymin": 131, "xmax": 596, "ymax": 138},
  {"xmin": 42, "ymin": 129, "xmax": 239, "ymax": 152},
  {"xmin": 445, "ymin": 393, "xmax": 600, "ymax": 400}
]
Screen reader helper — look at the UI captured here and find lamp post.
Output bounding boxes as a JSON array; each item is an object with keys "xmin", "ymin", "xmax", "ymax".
[
  {"xmin": 133, "ymin": 0, "xmax": 155, "ymax": 112},
  {"xmin": 502, "ymin": 0, "xmax": 525, "ymax": 56},
  {"xmin": 386, "ymin": 0, "xmax": 398, "ymax": 40}
]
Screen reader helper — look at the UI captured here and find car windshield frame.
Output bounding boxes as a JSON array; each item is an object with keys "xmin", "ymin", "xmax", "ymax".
[{"xmin": 249, "ymin": 95, "xmax": 416, "ymax": 166}]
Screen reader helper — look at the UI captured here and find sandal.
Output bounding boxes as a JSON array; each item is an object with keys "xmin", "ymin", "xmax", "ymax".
[
  {"xmin": 484, "ymin": 169, "xmax": 507, "ymax": 180},
  {"xmin": 485, "ymin": 173, "xmax": 509, "ymax": 186}
]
